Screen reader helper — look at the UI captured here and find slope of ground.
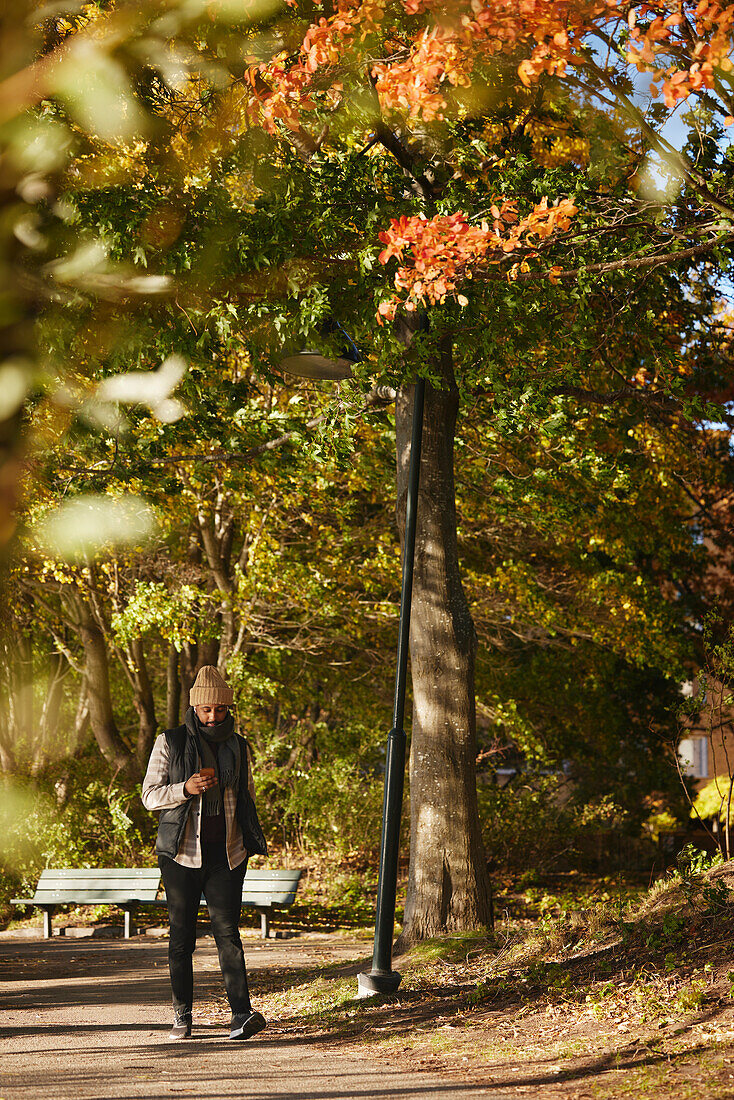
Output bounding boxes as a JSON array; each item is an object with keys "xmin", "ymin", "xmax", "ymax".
[{"xmin": 231, "ymin": 855, "xmax": 734, "ymax": 1099}]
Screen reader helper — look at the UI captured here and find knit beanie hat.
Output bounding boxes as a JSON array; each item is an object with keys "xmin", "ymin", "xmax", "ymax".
[{"xmin": 189, "ymin": 665, "xmax": 234, "ymax": 707}]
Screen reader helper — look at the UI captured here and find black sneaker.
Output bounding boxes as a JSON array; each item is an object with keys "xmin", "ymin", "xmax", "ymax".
[
  {"xmin": 229, "ymin": 1010, "xmax": 266, "ymax": 1040},
  {"xmin": 169, "ymin": 1011, "xmax": 192, "ymax": 1040}
]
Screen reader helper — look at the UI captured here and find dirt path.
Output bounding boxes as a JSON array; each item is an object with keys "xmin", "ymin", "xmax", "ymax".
[{"xmin": 0, "ymin": 934, "xmax": 505, "ymax": 1100}]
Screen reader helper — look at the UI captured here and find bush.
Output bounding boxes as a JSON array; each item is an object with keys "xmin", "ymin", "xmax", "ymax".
[
  {"xmin": 479, "ymin": 776, "xmax": 660, "ymax": 874},
  {"xmin": 281, "ymin": 757, "xmax": 386, "ymax": 859},
  {"xmin": 479, "ymin": 777, "xmax": 577, "ymax": 872},
  {"xmin": 0, "ymin": 776, "xmax": 155, "ymax": 921},
  {"xmin": 249, "ymin": 714, "xmax": 389, "ymax": 862}
]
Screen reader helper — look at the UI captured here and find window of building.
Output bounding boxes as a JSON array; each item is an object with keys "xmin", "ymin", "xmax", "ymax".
[{"xmin": 678, "ymin": 737, "xmax": 709, "ymax": 779}]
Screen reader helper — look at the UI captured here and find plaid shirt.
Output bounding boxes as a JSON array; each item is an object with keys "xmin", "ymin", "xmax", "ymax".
[{"xmin": 142, "ymin": 732, "xmax": 256, "ymax": 870}]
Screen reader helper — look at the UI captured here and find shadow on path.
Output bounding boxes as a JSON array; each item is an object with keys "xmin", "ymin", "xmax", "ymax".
[{"xmin": 0, "ymin": 936, "xmax": 506, "ymax": 1100}]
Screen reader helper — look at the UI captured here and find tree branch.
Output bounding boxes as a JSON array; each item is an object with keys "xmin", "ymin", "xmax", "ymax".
[
  {"xmin": 486, "ymin": 233, "xmax": 734, "ymax": 284},
  {"xmin": 548, "ymin": 384, "xmax": 681, "ymax": 409},
  {"xmin": 373, "ymin": 122, "xmax": 435, "ymax": 205},
  {"xmin": 572, "ymin": 61, "xmax": 734, "ymax": 219},
  {"xmin": 54, "ymin": 387, "xmax": 396, "ymax": 476}
]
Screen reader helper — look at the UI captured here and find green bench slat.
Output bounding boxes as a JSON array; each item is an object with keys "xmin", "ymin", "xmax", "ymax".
[
  {"xmin": 242, "ymin": 881, "xmax": 302, "ymax": 889},
  {"xmin": 13, "ymin": 869, "xmax": 161, "ymax": 906},
  {"xmin": 11, "ymin": 868, "xmax": 163, "ymax": 940},
  {"xmin": 34, "ymin": 869, "xmax": 159, "ymax": 878},
  {"xmin": 23, "ymin": 888, "xmax": 159, "ymax": 897},
  {"xmin": 38, "ymin": 882, "xmax": 159, "ymax": 888},
  {"xmin": 242, "ymin": 869, "xmax": 302, "ymax": 905},
  {"xmin": 241, "ymin": 870, "xmax": 303, "ymax": 880},
  {"xmin": 199, "ymin": 870, "xmax": 303, "ymax": 909},
  {"xmin": 25, "ymin": 884, "xmax": 160, "ymax": 894},
  {"xmin": 243, "ymin": 894, "xmax": 298, "ymax": 904}
]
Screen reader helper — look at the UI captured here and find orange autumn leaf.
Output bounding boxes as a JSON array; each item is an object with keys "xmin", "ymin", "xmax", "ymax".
[
  {"xmin": 376, "ymin": 199, "xmax": 576, "ymax": 317},
  {"xmin": 247, "ymin": 1, "xmax": 734, "ymax": 130}
]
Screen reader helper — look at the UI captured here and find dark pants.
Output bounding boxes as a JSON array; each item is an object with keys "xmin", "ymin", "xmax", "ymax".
[{"xmin": 159, "ymin": 843, "xmax": 251, "ymax": 1017}]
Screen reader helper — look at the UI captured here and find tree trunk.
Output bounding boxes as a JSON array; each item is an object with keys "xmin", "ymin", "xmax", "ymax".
[
  {"xmin": 0, "ymin": 720, "xmax": 15, "ymax": 773},
  {"xmin": 166, "ymin": 644, "xmax": 181, "ymax": 728},
  {"xmin": 73, "ymin": 598, "xmax": 135, "ymax": 775},
  {"xmin": 180, "ymin": 640, "xmax": 198, "ymax": 707},
  {"xmin": 32, "ymin": 650, "xmax": 68, "ymax": 776},
  {"xmin": 197, "ymin": 503, "xmax": 237, "ymax": 669},
  {"xmin": 54, "ymin": 677, "xmax": 91, "ymax": 807},
  {"xmin": 129, "ymin": 637, "xmax": 157, "ymax": 772},
  {"xmin": 73, "ymin": 675, "xmax": 91, "ymax": 750},
  {"xmin": 14, "ymin": 632, "xmax": 33, "ymax": 748},
  {"xmin": 198, "ymin": 640, "xmax": 220, "ymax": 669},
  {"xmin": 395, "ymin": 347, "xmax": 492, "ymax": 948}
]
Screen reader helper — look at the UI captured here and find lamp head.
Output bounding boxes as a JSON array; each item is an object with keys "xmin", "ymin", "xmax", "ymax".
[{"xmin": 279, "ymin": 352, "xmax": 354, "ymax": 381}]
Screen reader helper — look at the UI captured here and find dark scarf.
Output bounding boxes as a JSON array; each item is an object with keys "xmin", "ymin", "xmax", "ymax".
[{"xmin": 184, "ymin": 706, "xmax": 240, "ymax": 817}]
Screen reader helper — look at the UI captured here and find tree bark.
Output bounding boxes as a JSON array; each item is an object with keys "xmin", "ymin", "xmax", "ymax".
[
  {"xmin": 55, "ymin": 677, "xmax": 91, "ymax": 807},
  {"xmin": 166, "ymin": 644, "xmax": 181, "ymax": 728},
  {"xmin": 197, "ymin": 497, "xmax": 237, "ymax": 669},
  {"xmin": 395, "ymin": 347, "xmax": 492, "ymax": 948},
  {"xmin": 129, "ymin": 637, "xmax": 157, "ymax": 772},
  {"xmin": 14, "ymin": 632, "xmax": 33, "ymax": 749},
  {"xmin": 71, "ymin": 596, "xmax": 136, "ymax": 776},
  {"xmin": 32, "ymin": 650, "xmax": 68, "ymax": 775},
  {"xmin": 198, "ymin": 640, "xmax": 220, "ymax": 669},
  {"xmin": 180, "ymin": 640, "xmax": 198, "ymax": 707},
  {"xmin": 0, "ymin": 716, "xmax": 15, "ymax": 773},
  {"xmin": 74, "ymin": 676, "xmax": 91, "ymax": 748}
]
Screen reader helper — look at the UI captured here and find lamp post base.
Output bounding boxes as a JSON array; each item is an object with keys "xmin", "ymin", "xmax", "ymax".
[{"xmin": 357, "ymin": 970, "xmax": 402, "ymax": 999}]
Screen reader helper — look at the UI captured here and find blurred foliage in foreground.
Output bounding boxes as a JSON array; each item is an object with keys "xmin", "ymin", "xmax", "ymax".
[{"xmin": 4, "ymin": 0, "xmax": 734, "ymax": 927}]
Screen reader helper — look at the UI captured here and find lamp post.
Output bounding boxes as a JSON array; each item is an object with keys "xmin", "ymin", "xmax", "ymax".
[
  {"xmin": 279, "ymin": 344, "xmax": 424, "ymax": 997},
  {"xmin": 358, "ymin": 376, "xmax": 424, "ymax": 998}
]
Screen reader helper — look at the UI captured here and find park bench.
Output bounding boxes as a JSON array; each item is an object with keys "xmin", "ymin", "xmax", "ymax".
[
  {"xmin": 13, "ymin": 867, "xmax": 304, "ymax": 940},
  {"xmin": 11, "ymin": 868, "xmax": 161, "ymax": 939},
  {"xmin": 238, "ymin": 868, "xmax": 304, "ymax": 938}
]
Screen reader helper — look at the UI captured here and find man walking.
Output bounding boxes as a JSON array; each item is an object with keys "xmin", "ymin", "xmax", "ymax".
[{"xmin": 142, "ymin": 665, "xmax": 268, "ymax": 1040}]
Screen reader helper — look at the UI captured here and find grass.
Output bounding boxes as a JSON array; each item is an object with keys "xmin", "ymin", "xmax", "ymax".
[
  {"xmin": 267, "ymin": 975, "xmax": 358, "ymax": 1020},
  {"xmin": 232, "ymin": 858, "xmax": 734, "ymax": 1099}
]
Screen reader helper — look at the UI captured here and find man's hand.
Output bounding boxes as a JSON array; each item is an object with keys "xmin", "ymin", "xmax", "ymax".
[{"xmin": 184, "ymin": 770, "xmax": 218, "ymax": 796}]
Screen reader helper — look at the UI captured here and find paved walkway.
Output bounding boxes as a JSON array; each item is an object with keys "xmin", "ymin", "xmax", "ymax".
[{"xmin": 0, "ymin": 935, "xmax": 503, "ymax": 1100}]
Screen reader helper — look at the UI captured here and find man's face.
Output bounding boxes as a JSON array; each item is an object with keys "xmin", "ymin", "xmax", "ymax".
[{"xmin": 195, "ymin": 704, "xmax": 229, "ymax": 726}]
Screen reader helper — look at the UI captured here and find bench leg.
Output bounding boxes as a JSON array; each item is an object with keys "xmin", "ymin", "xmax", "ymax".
[
  {"xmin": 259, "ymin": 909, "xmax": 270, "ymax": 939},
  {"xmin": 42, "ymin": 908, "xmax": 54, "ymax": 939},
  {"xmin": 124, "ymin": 909, "xmax": 132, "ymax": 939}
]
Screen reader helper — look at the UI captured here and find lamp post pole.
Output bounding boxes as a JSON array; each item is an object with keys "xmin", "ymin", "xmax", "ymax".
[
  {"xmin": 278, "ymin": 345, "xmax": 425, "ymax": 997},
  {"xmin": 358, "ymin": 376, "xmax": 425, "ymax": 997}
]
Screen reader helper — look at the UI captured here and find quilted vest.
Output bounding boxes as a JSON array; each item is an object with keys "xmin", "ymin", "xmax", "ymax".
[{"xmin": 155, "ymin": 724, "xmax": 268, "ymax": 860}]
